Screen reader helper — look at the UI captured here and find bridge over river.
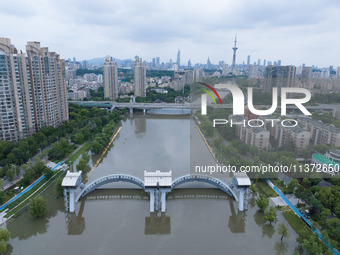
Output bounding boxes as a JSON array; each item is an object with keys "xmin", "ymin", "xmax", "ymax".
[
  {"xmin": 71, "ymin": 100, "xmax": 340, "ymax": 112},
  {"xmin": 62, "ymin": 170, "xmax": 251, "ymax": 213}
]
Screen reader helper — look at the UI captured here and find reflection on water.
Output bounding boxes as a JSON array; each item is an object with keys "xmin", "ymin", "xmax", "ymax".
[
  {"xmin": 6, "ymin": 113, "xmax": 299, "ymax": 255},
  {"xmin": 145, "ymin": 213, "xmax": 171, "ymax": 235},
  {"xmin": 254, "ymin": 209, "xmax": 276, "ymax": 239},
  {"xmin": 135, "ymin": 118, "xmax": 146, "ymax": 134},
  {"xmin": 73, "ymin": 189, "xmax": 245, "ymax": 236},
  {"xmin": 228, "ymin": 199, "xmax": 246, "ymax": 233},
  {"xmin": 66, "ymin": 200, "xmax": 85, "ymax": 235},
  {"xmin": 275, "ymin": 241, "xmax": 289, "ymax": 255}
]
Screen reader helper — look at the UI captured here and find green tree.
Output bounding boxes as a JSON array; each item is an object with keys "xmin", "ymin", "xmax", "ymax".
[
  {"xmin": 44, "ymin": 168, "xmax": 53, "ymax": 180},
  {"xmin": 81, "ymin": 152, "xmax": 90, "ymax": 163},
  {"xmin": 76, "ymin": 158, "xmax": 88, "ymax": 171},
  {"xmin": 256, "ymin": 194, "xmax": 269, "ymax": 211},
  {"xmin": 277, "ymin": 222, "xmax": 290, "ymax": 242},
  {"xmin": 0, "ymin": 239, "xmax": 7, "ymax": 254},
  {"xmin": 29, "ymin": 196, "xmax": 47, "ymax": 218},
  {"xmin": 0, "ymin": 228, "xmax": 10, "ymax": 242},
  {"xmin": 249, "ymin": 184, "xmax": 258, "ymax": 197},
  {"xmin": 264, "ymin": 206, "xmax": 277, "ymax": 224},
  {"xmin": 0, "ymin": 228, "xmax": 10, "ymax": 254},
  {"xmin": 91, "ymin": 140, "xmax": 102, "ymax": 155},
  {"xmin": 300, "ymin": 233, "xmax": 323, "ymax": 255},
  {"xmin": 6, "ymin": 165, "xmax": 16, "ymax": 181},
  {"xmin": 72, "ymin": 133, "xmax": 85, "ymax": 144},
  {"xmin": 309, "ymin": 198, "xmax": 324, "ymax": 217},
  {"xmin": 21, "ymin": 164, "xmax": 28, "ymax": 171},
  {"xmin": 285, "ymin": 179, "xmax": 298, "ymax": 194},
  {"xmin": 302, "ymin": 178, "xmax": 311, "ymax": 188},
  {"xmin": 55, "ymin": 178, "xmax": 64, "ymax": 196},
  {"xmin": 15, "ymin": 165, "xmax": 21, "ymax": 176}
]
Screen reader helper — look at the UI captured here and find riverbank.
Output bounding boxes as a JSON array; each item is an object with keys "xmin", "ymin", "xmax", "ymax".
[{"xmin": 86, "ymin": 126, "xmax": 122, "ymax": 182}]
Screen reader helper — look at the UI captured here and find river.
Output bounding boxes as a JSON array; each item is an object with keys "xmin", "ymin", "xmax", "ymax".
[{"xmin": 6, "ymin": 111, "xmax": 299, "ymax": 255}]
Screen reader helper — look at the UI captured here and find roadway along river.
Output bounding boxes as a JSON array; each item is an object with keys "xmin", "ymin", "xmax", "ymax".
[{"xmin": 6, "ymin": 111, "xmax": 299, "ymax": 255}]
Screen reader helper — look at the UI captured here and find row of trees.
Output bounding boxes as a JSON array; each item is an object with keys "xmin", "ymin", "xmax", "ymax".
[
  {"xmin": 91, "ymin": 122, "xmax": 116, "ymax": 155},
  {"xmin": 0, "ymin": 228, "xmax": 10, "ymax": 254},
  {"xmin": 135, "ymin": 85, "xmax": 190, "ymax": 103},
  {"xmin": 312, "ymin": 112, "xmax": 340, "ymax": 128},
  {"xmin": 0, "ymin": 161, "xmax": 51, "ymax": 204},
  {"xmin": 251, "ymin": 186, "xmax": 290, "ymax": 242},
  {"xmin": 307, "ymin": 92, "xmax": 340, "ymax": 105},
  {"xmin": 281, "ymin": 177, "xmax": 340, "ymax": 251},
  {"xmin": 0, "ymin": 104, "xmax": 123, "ymax": 202}
]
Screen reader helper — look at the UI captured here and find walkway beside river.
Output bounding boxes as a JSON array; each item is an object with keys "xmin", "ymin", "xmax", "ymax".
[{"xmin": 266, "ymin": 179, "xmax": 340, "ymax": 255}]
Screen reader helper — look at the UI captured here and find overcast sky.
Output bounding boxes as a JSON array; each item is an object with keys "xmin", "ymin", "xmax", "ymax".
[{"xmin": 1, "ymin": 0, "xmax": 340, "ymax": 67}]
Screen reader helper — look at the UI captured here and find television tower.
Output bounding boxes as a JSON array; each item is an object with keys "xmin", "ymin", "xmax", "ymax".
[{"xmin": 231, "ymin": 35, "xmax": 238, "ymax": 75}]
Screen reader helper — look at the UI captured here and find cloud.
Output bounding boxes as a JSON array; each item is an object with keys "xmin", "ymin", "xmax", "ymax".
[{"xmin": 0, "ymin": 0, "xmax": 339, "ymax": 66}]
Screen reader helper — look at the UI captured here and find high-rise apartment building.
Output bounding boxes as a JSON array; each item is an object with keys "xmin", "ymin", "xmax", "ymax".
[
  {"xmin": 0, "ymin": 38, "xmax": 68, "ymax": 141},
  {"xmin": 134, "ymin": 56, "xmax": 146, "ymax": 97},
  {"xmin": 336, "ymin": 67, "xmax": 340, "ymax": 79},
  {"xmin": 301, "ymin": 66, "xmax": 312, "ymax": 83},
  {"xmin": 103, "ymin": 57, "xmax": 118, "ymax": 100},
  {"xmin": 156, "ymin": 57, "xmax": 160, "ymax": 68},
  {"xmin": 263, "ymin": 65, "xmax": 296, "ymax": 92}
]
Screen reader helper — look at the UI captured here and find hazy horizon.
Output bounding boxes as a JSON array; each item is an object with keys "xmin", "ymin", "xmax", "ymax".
[{"xmin": 1, "ymin": 0, "xmax": 340, "ymax": 67}]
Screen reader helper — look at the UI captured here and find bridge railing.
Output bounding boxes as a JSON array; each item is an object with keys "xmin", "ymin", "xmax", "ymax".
[{"xmin": 76, "ymin": 174, "xmax": 145, "ymax": 202}]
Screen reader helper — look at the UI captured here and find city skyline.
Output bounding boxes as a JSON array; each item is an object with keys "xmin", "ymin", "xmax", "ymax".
[{"xmin": 1, "ymin": 0, "xmax": 340, "ymax": 67}]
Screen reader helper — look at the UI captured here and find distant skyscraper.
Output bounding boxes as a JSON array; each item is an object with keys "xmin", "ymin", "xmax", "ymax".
[
  {"xmin": 207, "ymin": 57, "xmax": 211, "ymax": 69},
  {"xmin": 231, "ymin": 35, "xmax": 238, "ymax": 74},
  {"xmin": 301, "ymin": 67, "xmax": 312, "ymax": 83},
  {"xmin": 263, "ymin": 59, "xmax": 266, "ymax": 67},
  {"xmin": 156, "ymin": 57, "xmax": 160, "ymax": 68},
  {"xmin": 257, "ymin": 59, "xmax": 261, "ymax": 66},
  {"xmin": 103, "ymin": 57, "xmax": 118, "ymax": 101},
  {"xmin": 188, "ymin": 59, "xmax": 192, "ymax": 68},
  {"xmin": 336, "ymin": 67, "xmax": 340, "ymax": 79},
  {"xmin": 264, "ymin": 65, "xmax": 296, "ymax": 92},
  {"xmin": 247, "ymin": 55, "xmax": 250, "ymax": 65},
  {"xmin": 278, "ymin": 60, "xmax": 281, "ymax": 66},
  {"xmin": 177, "ymin": 49, "xmax": 180, "ymax": 67},
  {"xmin": 152, "ymin": 58, "xmax": 156, "ymax": 68},
  {"xmin": 0, "ymin": 38, "xmax": 68, "ymax": 141},
  {"xmin": 134, "ymin": 56, "xmax": 146, "ymax": 97}
]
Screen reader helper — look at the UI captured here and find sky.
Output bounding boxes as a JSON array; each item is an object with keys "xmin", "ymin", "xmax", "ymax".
[{"xmin": 1, "ymin": 0, "xmax": 340, "ymax": 67}]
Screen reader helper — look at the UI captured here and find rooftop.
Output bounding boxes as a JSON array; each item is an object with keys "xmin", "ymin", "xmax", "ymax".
[
  {"xmin": 62, "ymin": 171, "xmax": 82, "ymax": 187},
  {"xmin": 312, "ymin": 154, "xmax": 340, "ymax": 167},
  {"xmin": 144, "ymin": 170, "xmax": 172, "ymax": 187},
  {"xmin": 233, "ymin": 172, "xmax": 251, "ymax": 186},
  {"xmin": 299, "ymin": 117, "xmax": 340, "ymax": 133}
]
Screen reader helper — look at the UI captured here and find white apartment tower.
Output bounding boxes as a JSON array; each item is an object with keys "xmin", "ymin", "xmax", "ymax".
[
  {"xmin": 103, "ymin": 57, "xmax": 118, "ymax": 100},
  {"xmin": 134, "ymin": 56, "xmax": 146, "ymax": 97},
  {"xmin": 0, "ymin": 38, "xmax": 68, "ymax": 141}
]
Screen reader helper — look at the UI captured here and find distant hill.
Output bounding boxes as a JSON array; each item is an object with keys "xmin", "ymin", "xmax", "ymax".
[{"xmin": 85, "ymin": 56, "xmax": 134, "ymax": 67}]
